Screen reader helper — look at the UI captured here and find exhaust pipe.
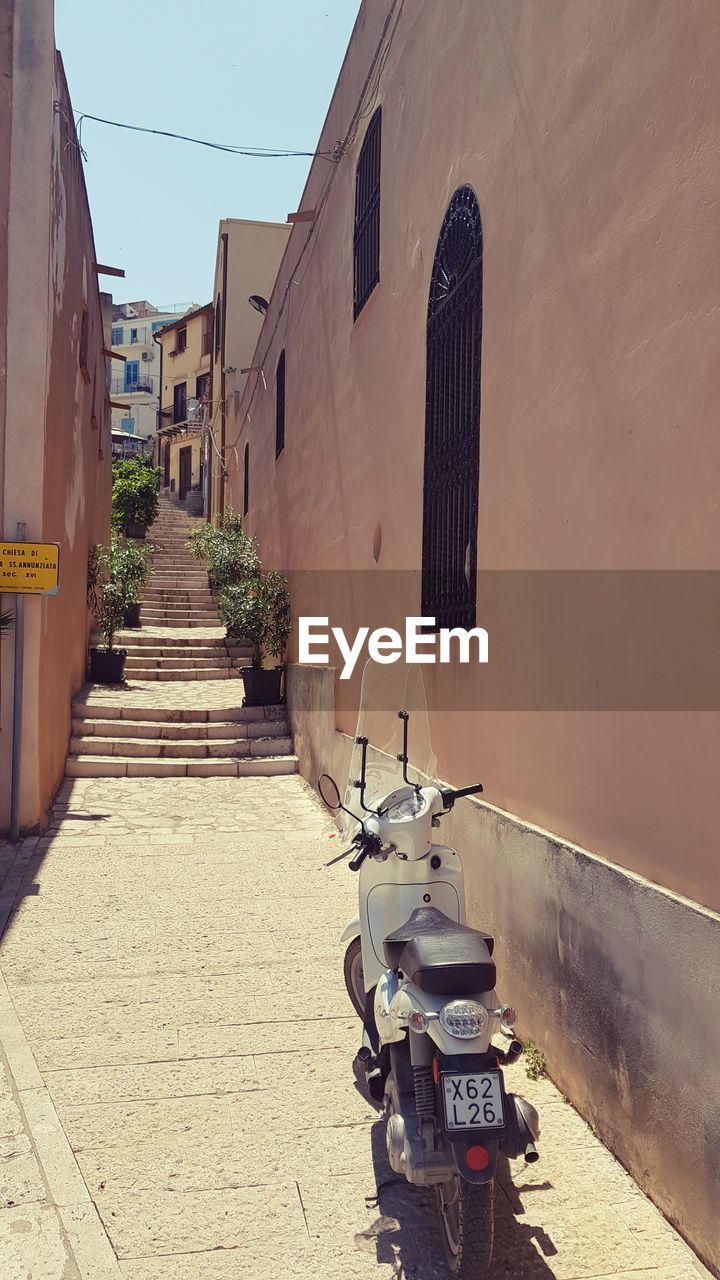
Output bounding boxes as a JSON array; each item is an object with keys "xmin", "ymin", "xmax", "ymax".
[
  {"xmin": 524, "ymin": 1140, "xmax": 539, "ymax": 1164},
  {"xmin": 498, "ymin": 1039, "xmax": 524, "ymax": 1066}
]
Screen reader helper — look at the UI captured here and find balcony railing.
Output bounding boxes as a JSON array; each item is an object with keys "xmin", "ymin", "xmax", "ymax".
[
  {"xmin": 111, "ymin": 374, "xmax": 159, "ymax": 396},
  {"xmin": 112, "ymin": 326, "xmax": 156, "ymax": 348},
  {"xmin": 159, "ymin": 399, "xmax": 207, "ymax": 430}
]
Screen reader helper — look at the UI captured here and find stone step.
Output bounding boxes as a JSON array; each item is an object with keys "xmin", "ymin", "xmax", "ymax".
[
  {"xmin": 115, "ymin": 633, "xmax": 228, "ymax": 648},
  {"xmin": 69, "ymin": 734, "xmax": 293, "ymax": 759},
  {"xmin": 148, "ymin": 577, "xmax": 209, "ymax": 587},
  {"xmin": 72, "ymin": 717, "xmax": 289, "ymax": 740},
  {"xmin": 65, "ymin": 754, "xmax": 298, "ymax": 778},
  {"xmin": 124, "ymin": 667, "xmax": 239, "ymax": 681},
  {"xmin": 73, "ymin": 701, "xmax": 283, "ymax": 724},
  {"xmin": 131, "ymin": 614, "xmax": 224, "ymax": 624},
  {"xmin": 137, "ymin": 614, "xmax": 220, "ymax": 624},
  {"xmin": 140, "ymin": 593, "xmax": 216, "ymax": 604},
  {"xmin": 123, "ymin": 655, "xmax": 241, "ymax": 670},
  {"xmin": 121, "ymin": 644, "xmax": 251, "ymax": 658}
]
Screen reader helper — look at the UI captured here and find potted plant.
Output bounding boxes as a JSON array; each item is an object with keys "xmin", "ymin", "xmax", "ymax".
[
  {"xmin": 118, "ymin": 537, "xmax": 151, "ymax": 628},
  {"xmin": 187, "ymin": 508, "xmax": 259, "ymax": 591},
  {"xmin": 219, "ymin": 570, "xmax": 290, "ymax": 706},
  {"xmin": 87, "ymin": 539, "xmax": 131, "ymax": 683},
  {"xmin": 111, "ymin": 458, "xmax": 161, "ymax": 538}
]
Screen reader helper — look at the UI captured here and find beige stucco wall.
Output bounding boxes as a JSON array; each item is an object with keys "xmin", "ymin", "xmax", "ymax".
[
  {"xmin": 167, "ymin": 432, "xmax": 202, "ymax": 496},
  {"xmin": 158, "ymin": 306, "xmax": 212, "ymax": 419},
  {"xmin": 208, "ymin": 220, "xmax": 290, "ymax": 521},
  {"xmin": 0, "ymin": 7, "xmax": 111, "ymax": 832},
  {"xmin": 229, "ymin": 0, "xmax": 720, "ymax": 917}
]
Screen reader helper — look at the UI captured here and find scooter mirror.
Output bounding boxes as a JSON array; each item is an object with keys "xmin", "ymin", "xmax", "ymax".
[{"xmin": 318, "ymin": 773, "xmax": 342, "ymax": 810}]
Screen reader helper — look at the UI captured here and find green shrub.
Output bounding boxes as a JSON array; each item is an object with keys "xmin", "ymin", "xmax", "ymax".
[
  {"xmin": 87, "ymin": 533, "xmax": 148, "ymax": 651},
  {"xmin": 111, "ymin": 458, "xmax": 161, "ymax": 531},
  {"xmin": 219, "ymin": 571, "xmax": 290, "ymax": 668},
  {"xmin": 186, "ymin": 507, "xmax": 259, "ymax": 590}
]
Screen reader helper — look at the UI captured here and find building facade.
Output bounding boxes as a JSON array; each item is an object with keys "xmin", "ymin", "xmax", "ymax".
[
  {"xmin": 0, "ymin": 0, "xmax": 111, "ymax": 834},
  {"xmin": 155, "ymin": 303, "xmax": 213, "ymax": 504},
  {"xmin": 207, "ymin": 218, "xmax": 291, "ymax": 521},
  {"xmin": 110, "ymin": 301, "xmax": 192, "ymax": 442},
  {"xmin": 223, "ymin": 0, "xmax": 720, "ymax": 1270}
]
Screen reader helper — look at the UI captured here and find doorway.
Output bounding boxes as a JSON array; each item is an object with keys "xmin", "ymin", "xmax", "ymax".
[{"xmin": 179, "ymin": 446, "xmax": 192, "ymax": 501}]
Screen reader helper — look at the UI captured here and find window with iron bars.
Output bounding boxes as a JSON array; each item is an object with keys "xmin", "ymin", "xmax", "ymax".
[
  {"xmin": 353, "ymin": 107, "xmax": 382, "ymax": 320},
  {"xmin": 275, "ymin": 350, "xmax": 286, "ymax": 459},
  {"xmin": 421, "ymin": 185, "xmax": 483, "ymax": 631}
]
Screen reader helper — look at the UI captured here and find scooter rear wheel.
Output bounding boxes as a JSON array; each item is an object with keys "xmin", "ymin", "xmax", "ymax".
[
  {"xmin": 436, "ymin": 1176, "xmax": 494, "ymax": 1277},
  {"xmin": 343, "ymin": 937, "xmax": 365, "ymax": 1018}
]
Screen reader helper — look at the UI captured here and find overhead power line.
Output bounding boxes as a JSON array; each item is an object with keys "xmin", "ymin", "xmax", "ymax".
[{"xmin": 73, "ymin": 111, "xmax": 337, "ymax": 161}]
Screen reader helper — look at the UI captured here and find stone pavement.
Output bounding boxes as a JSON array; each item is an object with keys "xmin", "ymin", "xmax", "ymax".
[{"xmin": 0, "ymin": 777, "xmax": 712, "ymax": 1279}]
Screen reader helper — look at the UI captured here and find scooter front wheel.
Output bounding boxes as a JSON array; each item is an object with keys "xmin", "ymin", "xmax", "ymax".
[
  {"xmin": 436, "ymin": 1175, "xmax": 494, "ymax": 1277},
  {"xmin": 343, "ymin": 937, "xmax": 365, "ymax": 1018}
]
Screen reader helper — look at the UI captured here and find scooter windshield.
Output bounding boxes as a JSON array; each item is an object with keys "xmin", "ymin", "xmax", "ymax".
[{"xmin": 341, "ymin": 659, "xmax": 438, "ymax": 836}]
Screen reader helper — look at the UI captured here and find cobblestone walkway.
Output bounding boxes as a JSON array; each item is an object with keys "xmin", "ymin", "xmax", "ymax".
[{"xmin": 0, "ymin": 778, "xmax": 712, "ymax": 1278}]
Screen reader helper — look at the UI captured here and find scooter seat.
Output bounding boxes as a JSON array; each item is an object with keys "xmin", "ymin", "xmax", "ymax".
[{"xmin": 383, "ymin": 907, "xmax": 496, "ymax": 996}]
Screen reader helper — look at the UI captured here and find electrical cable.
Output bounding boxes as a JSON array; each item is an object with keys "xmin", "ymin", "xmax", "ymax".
[{"xmin": 73, "ymin": 111, "xmax": 337, "ymax": 161}]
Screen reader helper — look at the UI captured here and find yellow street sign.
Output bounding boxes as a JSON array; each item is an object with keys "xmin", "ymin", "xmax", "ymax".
[{"xmin": 0, "ymin": 541, "xmax": 60, "ymax": 595}]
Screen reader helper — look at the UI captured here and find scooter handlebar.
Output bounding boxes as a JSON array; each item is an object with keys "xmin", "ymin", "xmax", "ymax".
[
  {"xmin": 348, "ymin": 846, "xmax": 369, "ymax": 872},
  {"xmin": 441, "ymin": 782, "xmax": 483, "ymax": 810}
]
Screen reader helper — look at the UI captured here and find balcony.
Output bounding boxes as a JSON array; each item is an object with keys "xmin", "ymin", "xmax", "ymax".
[
  {"xmin": 111, "ymin": 374, "xmax": 159, "ymax": 397},
  {"xmin": 158, "ymin": 400, "xmax": 206, "ymax": 432},
  {"xmin": 112, "ymin": 326, "xmax": 155, "ymax": 349}
]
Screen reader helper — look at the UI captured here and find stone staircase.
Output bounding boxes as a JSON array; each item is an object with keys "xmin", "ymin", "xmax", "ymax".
[{"xmin": 66, "ymin": 492, "xmax": 298, "ymax": 778}]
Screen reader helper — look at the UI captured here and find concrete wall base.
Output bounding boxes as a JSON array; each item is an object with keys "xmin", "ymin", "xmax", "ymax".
[{"xmin": 286, "ymin": 662, "xmax": 720, "ymax": 1276}]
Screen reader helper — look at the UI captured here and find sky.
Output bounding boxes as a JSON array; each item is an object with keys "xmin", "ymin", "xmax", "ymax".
[{"xmin": 55, "ymin": 0, "xmax": 361, "ymax": 308}]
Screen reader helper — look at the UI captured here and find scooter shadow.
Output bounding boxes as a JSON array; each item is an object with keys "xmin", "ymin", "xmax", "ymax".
[{"xmin": 358, "ymin": 1111, "xmax": 558, "ymax": 1279}]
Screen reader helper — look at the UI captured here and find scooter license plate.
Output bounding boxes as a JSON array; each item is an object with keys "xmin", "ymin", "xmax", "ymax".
[{"xmin": 441, "ymin": 1071, "xmax": 505, "ymax": 1131}]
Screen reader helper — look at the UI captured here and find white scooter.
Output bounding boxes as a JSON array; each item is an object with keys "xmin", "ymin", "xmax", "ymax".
[{"xmin": 319, "ymin": 661, "xmax": 540, "ymax": 1278}]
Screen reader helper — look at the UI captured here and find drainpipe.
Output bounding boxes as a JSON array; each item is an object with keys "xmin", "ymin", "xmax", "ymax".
[
  {"xmin": 153, "ymin": 332, "xmax": 163, "ymax": 467},
  {"xmin": 219, "ymin": 231, "xmax": 229, "ymax": 517}
]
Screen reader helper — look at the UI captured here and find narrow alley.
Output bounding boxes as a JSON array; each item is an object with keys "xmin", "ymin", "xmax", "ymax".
[
  {"xmin": 0, "ymin": 776, "xmax": 711, "ymax": 1279},
  {"xmin": 66, "ymin": 495, "xmax": 297, "ymax": 782}
]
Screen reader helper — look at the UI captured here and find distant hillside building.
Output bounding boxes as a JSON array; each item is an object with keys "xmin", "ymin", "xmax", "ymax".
[{"xmin": 110, "ymin": 300, "xmax": 197, "ymax": 442}]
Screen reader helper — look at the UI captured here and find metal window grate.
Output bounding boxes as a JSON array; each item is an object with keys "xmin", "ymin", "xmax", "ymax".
[
  {"xmin": 353, "ymin": 107, "xmax": 382, "ymax": 320},
  {"xmin": 421, "ymin": 185, "xmax": 483, "ymax": 631},
  {"xmin": 243, "ymin": 442, "xmax": 250, "ymax": 516},
  {"xmin": 275, "ymin": 350, "xmax": 286, "ymax": 458}
]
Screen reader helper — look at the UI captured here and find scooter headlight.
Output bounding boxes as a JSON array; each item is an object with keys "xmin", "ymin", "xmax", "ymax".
[{"xmin": 439, "ymin": 999, "xmax": 489, "ymax": 1040}]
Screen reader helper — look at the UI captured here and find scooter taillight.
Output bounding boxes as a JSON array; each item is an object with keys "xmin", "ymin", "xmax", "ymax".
[{"xmin": 465, "ymin": 1145, "xmax": 490, "ymax": 1171}]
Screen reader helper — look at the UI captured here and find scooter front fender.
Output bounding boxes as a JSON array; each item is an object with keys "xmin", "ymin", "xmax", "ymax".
[{"xmin": 340, "ymin": 914, "xmax": 361, "ymax": 946}]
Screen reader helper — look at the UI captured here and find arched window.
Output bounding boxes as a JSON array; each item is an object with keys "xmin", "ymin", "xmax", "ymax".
[
  {"xmin": 275, "ymin": 350, "xmax": 286, "ymax": 459},
  {"xmin": 353, "ymin": 107, "xmax": 382, "ymax": 319},
  {"xmin": 243, "ymin": 442, "xmax": 249, "ymax": 516},
  {"xmin": 421, "ymin": 185, "xmax": 483, "ymax": 630}
]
